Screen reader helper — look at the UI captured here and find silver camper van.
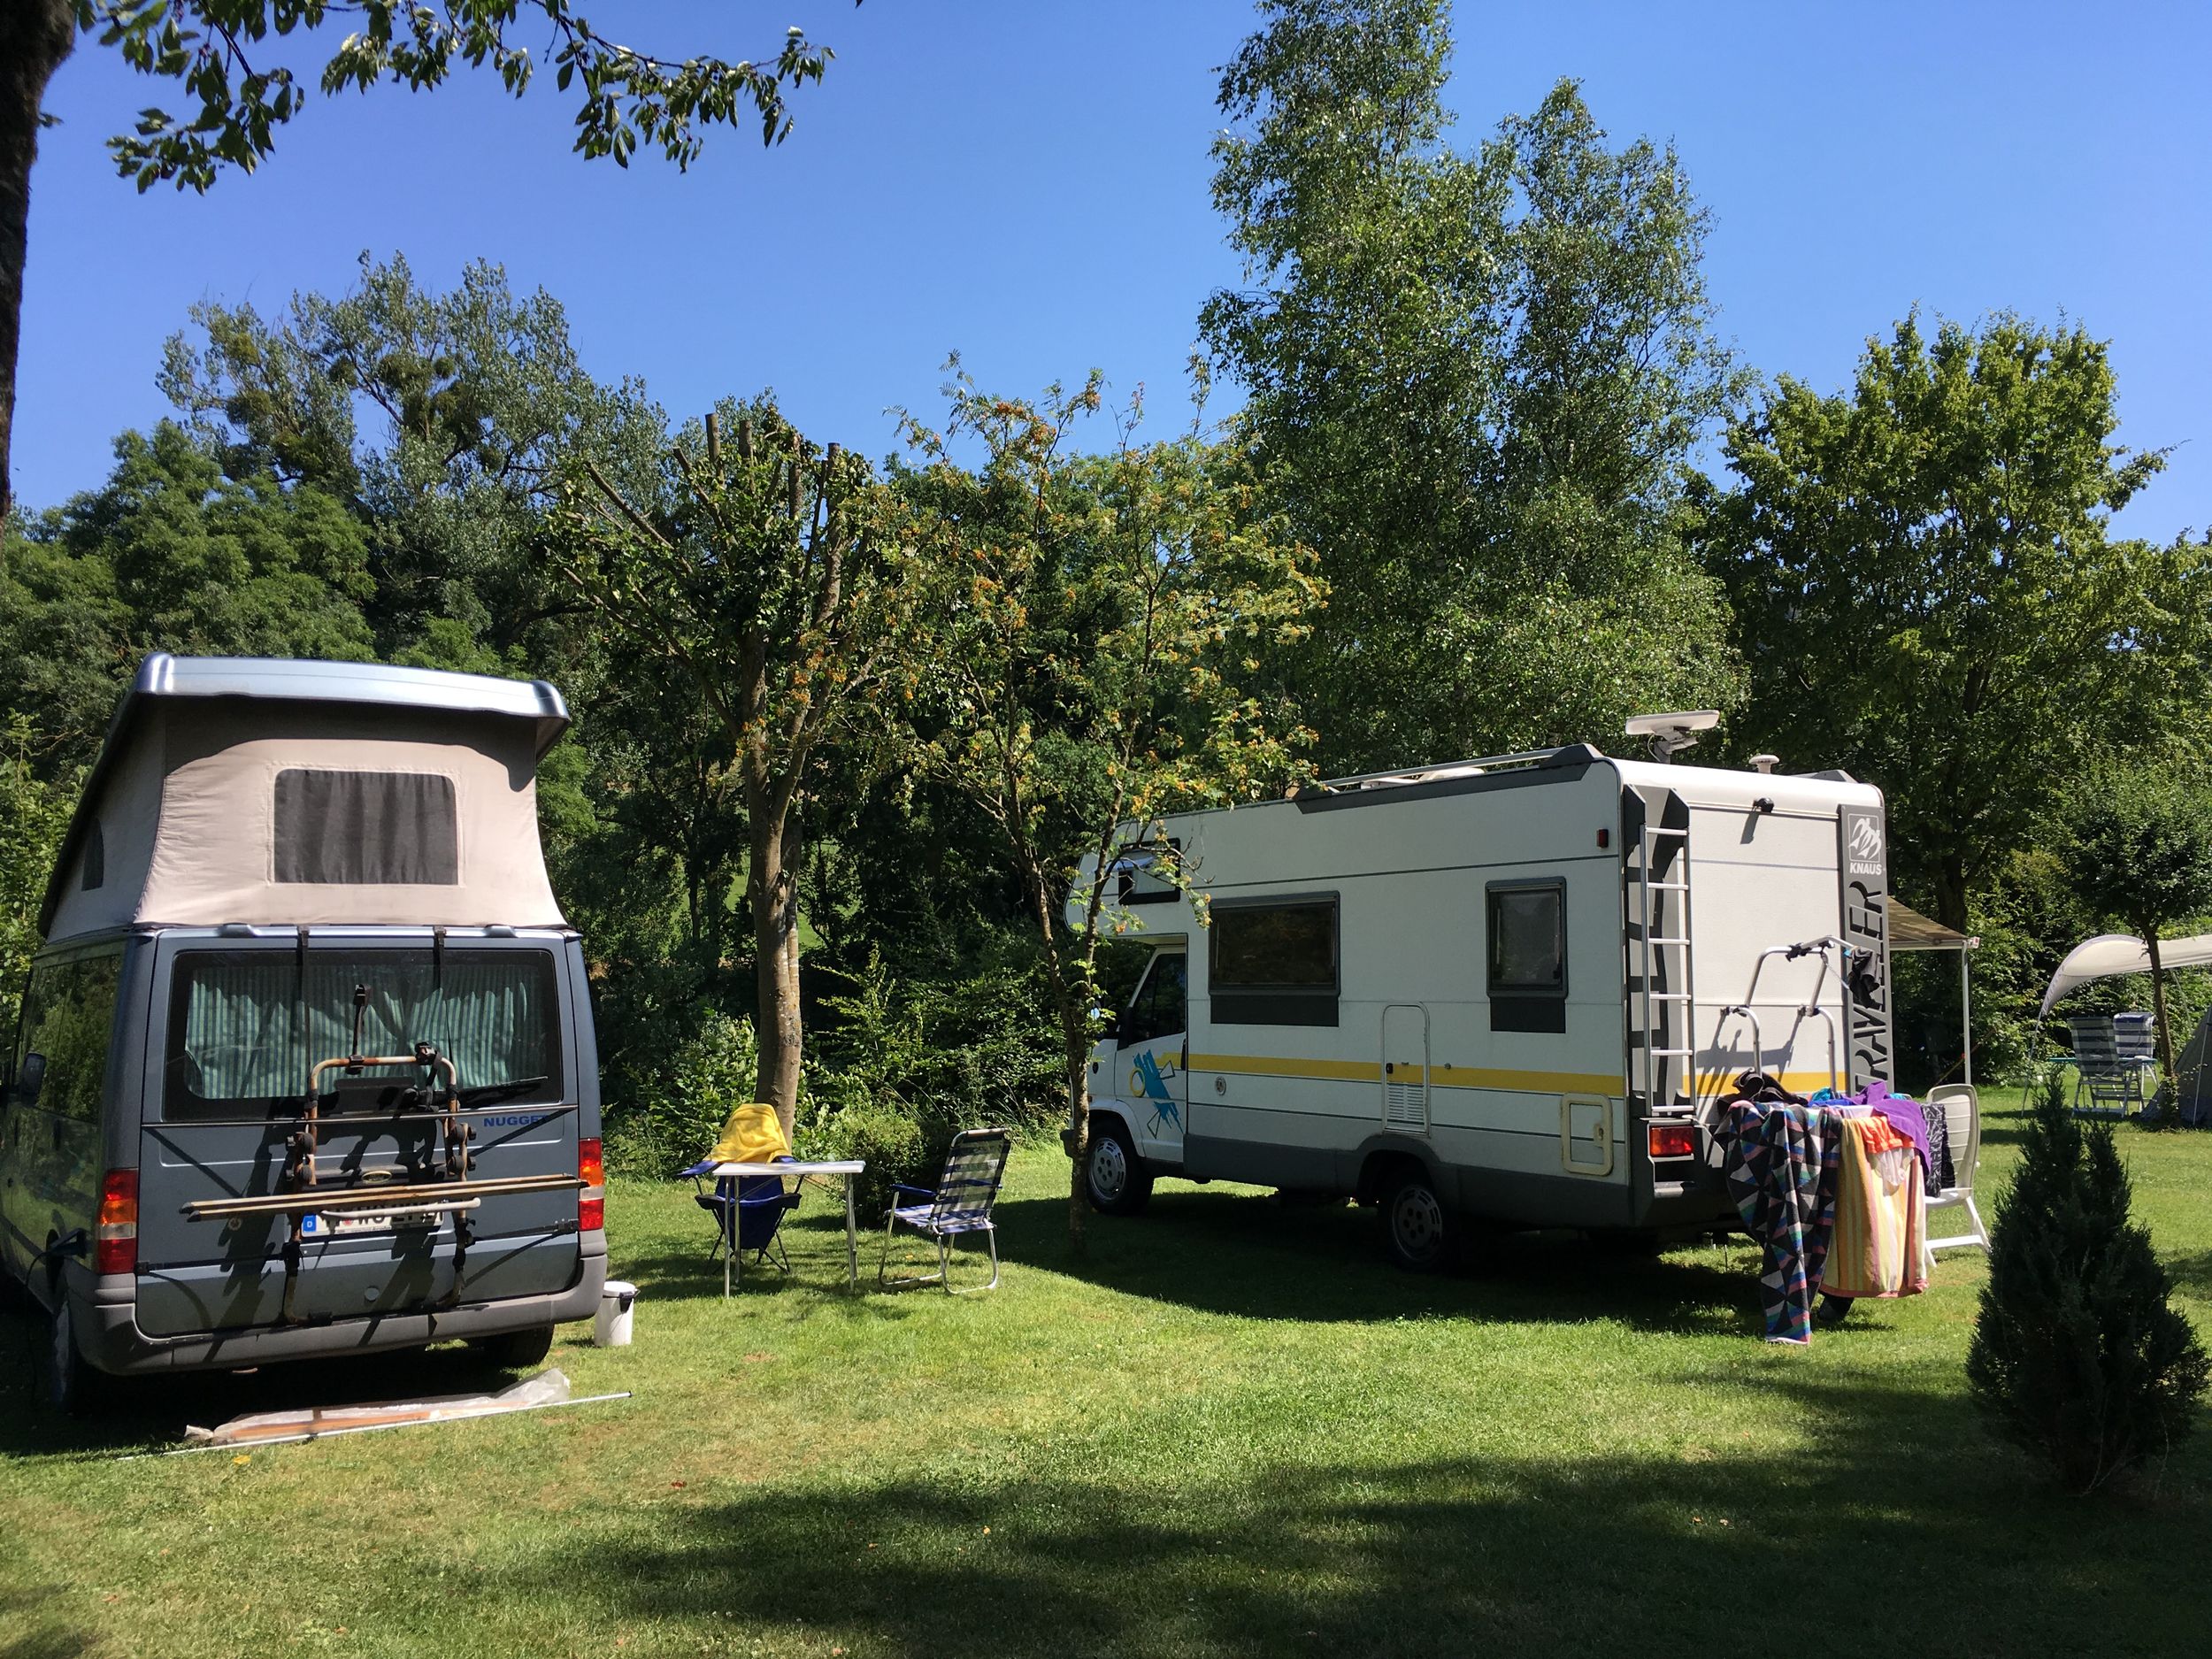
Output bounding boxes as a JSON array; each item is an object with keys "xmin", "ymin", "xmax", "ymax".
[{"xmin": 0, "ymin": 657, "xmax": 607, "ymax": 1409}]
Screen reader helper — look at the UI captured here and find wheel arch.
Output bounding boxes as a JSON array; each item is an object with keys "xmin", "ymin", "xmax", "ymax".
[{"xmin": 1352, "ymin": 1134, "xmax": 1448, "ymax": 1206}]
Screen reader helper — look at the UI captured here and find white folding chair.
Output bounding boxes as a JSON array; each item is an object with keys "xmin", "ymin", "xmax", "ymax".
[{"xmin": 1922, "ymin": 1083, "xmax": 1989, "ymax": 1271}]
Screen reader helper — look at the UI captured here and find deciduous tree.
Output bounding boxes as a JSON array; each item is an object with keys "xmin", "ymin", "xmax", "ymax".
[
  {"xmin": 1203, "ymin": 0, "xmax": 1741, "ymax": 770},
  {"xmin": 900, "ymin": 375, "xmax": 1323, "ymax": 1248},
  {"xmin": 1694, "ymin": 313, "xmax": 2212, "ymax": 931},
  {"xmin": 2060, "ymin": 759, "xmax": 2212, "ymax": 1099},
  {"xmin": 550, "ymin": 402, "xmax": 924, "ymax": 1140},
  {"xmin": 1, "ymin": 2, "xmax": 853, "ymax": 516}
]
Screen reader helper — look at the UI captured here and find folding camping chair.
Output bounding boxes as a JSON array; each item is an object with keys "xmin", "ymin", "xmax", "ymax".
[
  {"xmin": 2063, "ymin": 1014, "xmax": 2147, "ymax": 1118},
  {"xmin": 879, "ymin": 1127, "xmax": 1011, "ymax": 1294},
  {"xmin": 2114, "ymin": 1010, "xmax": 2158, "ymax": 1080},
  {"xmin": 1921, "ymin": 1084, "xmax": 1989, "ymax": 1271},
  {"xmin": 683, "ymin": 1161, "xmax": 803, "ymax": 1277}
]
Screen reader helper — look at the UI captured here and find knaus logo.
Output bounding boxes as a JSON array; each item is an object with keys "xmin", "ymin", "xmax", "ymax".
[{"xmin": 1847, "ymin": 814, "xmax": 1884, "ymax": 876}]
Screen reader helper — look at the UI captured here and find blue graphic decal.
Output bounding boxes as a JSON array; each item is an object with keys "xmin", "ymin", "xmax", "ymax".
[{"xmin": 1132, "ymin": 1050, "xmax": 1181, "ymax": 1133}]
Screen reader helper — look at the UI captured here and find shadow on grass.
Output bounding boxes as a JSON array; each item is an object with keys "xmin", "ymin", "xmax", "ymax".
[
  {"xmin": 0, "ymin": 1584, "xmax": 99, "ymax": 1659},
  {"xmin": 501, "ymin": 1369, "xmax": 2203, "ymax": 1658},
  {"xmin": 0, "ymin": 1297, "xmax": 599, "ymax": 1459},
  {"xmin": 987, "ymin": 1185, "xmax": 1772, "ymax": 1337},
  {"xmin": 2167, "ymin": 1251, "xmax": 2212, "ymax": 1301}
]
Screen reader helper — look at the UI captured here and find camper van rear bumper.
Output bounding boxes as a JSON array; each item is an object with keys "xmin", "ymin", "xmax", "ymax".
[{"xmin": 75, "ymin": 1240, "xmax": 605, "ymax": 1375}]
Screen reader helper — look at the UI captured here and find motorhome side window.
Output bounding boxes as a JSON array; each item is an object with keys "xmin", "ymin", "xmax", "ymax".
[
  {"xmin": 1486, "ymin": 879, "xmax": 1567, "ymax": 1033},
  {"xmin": 1210, "ymin": 897, "xmax": 1339, "ymax": 1026},
  {"xmin": 162, "ymin": 948, "xmax": 562, "ymax": 1119},
  {"xmin": 1121, "ymin": 954, "xmax": 1187, "ymax": 1045},
  {"xmin": 12, "ymin": 955, "xmax": 121, "ymax": 1123}
]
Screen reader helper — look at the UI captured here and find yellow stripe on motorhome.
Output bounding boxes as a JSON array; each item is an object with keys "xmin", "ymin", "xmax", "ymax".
[
  {"xmin": 1188, "ymin": 1052, "xmax": 1380, "ymax": 1083},
  {"xmin": 1694, "ymin": 1070, "xmax": 1839, "ymax": 1096},
  {"xmin": 1189, "ymin": 1053, "xmax": 1621, "ymax": 1096},
  {"xmin": 1431, "ymin": 1064, "xmax": 1621, "ymax": 1094}
]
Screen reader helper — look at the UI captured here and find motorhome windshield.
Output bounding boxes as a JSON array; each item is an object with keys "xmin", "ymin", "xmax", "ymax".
[{"xmin": 163, "ymin": 948, "xmax": 561, "ymax": 1118}]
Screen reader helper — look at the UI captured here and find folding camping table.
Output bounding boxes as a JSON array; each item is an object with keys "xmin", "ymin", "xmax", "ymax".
[{"xmin": 708, "ymin": 1159, "xmax": 866, "ymax": 1295}]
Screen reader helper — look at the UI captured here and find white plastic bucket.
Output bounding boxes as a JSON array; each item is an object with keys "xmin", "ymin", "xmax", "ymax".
[{"xmin": 595, "ymin": 1279, "xmax": 637, "ymax": 1348}]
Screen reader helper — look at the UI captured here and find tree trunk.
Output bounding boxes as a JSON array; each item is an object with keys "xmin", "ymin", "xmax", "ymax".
[
  {"xmin": 1062, "ymin": 1010, "xmax": 1090, "ymax": 1255},
  {"xmin": 749, "ymin": 805, "xmax": 804, "ymax": 1142},
  {"xmin": 1932, "ymin": 852, "xmax": 1970, "ymax": 935},
  {"xmin": 1020, "ymin": 855, "xmax": 1088, "ymax": 1255},
  {"xmin": 2146, "ymin": 931, "xmax": 2177, "ymax": 1125},
  {"xmin": 0, "ymin": 1, "xmax": 75, "ymax": 520}
]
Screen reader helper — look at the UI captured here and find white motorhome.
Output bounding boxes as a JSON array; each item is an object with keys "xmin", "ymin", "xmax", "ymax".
[{"xmin": 1074, "ymin": 738, "xmax": 1896, "ymax": 1268}]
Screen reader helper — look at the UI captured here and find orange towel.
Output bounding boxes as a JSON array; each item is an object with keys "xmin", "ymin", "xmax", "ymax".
[{"xmin": 1823, "ymin": 1114, "xmax": 1927, "ymax": 1299}]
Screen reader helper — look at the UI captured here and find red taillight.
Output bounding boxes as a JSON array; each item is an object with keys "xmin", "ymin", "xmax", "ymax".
[
  {"xmin": 578, "ymin": 1137, "xmax": 604, "ymax": 1233},
  {"xmin": 96, "ymin": 1168, "xmax": 138, "ymax": 1275},
  {"xmin": 1647, "ymin": 1122, "xmax": 1697, "ymax": 1161}
]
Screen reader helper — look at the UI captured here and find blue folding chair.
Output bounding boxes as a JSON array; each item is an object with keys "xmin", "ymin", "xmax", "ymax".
[
  {"xmin": 879, "ymin": 1127, "xmax": 1011, "ymax": 1294},
  {"xmin": 682, "ymin": 1158, "xmax": 801, "ymax": 1289}
]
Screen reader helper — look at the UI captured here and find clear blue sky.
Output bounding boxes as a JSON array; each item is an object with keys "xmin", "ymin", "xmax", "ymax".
[{"xmin": 19, "ymin": 1, "xmax": 2211, "ymax": 541}]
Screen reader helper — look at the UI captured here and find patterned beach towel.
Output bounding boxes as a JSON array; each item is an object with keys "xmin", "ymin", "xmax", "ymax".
[{"xmin": 1719, "ymin": 1099, "xmax": 1839, "ymax": 1345}]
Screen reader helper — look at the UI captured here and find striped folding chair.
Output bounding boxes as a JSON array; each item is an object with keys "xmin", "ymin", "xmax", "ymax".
[
  {"xmin": 879, "ymin": 1127, "xmax": 1012, "ymax": 1294},
  {"xmin": 2064, "ymin": 1014, "xmax": 2145, "ymax": 1118}
]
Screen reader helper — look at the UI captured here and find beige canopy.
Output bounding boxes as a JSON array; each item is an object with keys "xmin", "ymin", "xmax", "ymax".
[
  {"xmin": 2039, "ymin": 931, "xmax": 2212, "ymax": 1018},
  {"xmin": 42, "ymin": 656, "xmax": 572, "ymax": 942}
]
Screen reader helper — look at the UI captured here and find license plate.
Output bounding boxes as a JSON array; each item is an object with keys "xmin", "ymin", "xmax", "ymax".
[{"xmin": 300, "ymin": 1210, "xmax": 438, "ymax": 1238}]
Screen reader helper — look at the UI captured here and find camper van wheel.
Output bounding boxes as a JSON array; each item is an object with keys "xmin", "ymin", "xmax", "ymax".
[
  {"xmin": 42, "ymin": 1297, "xmax": 102, "ymax": 1416},
  {"xmin": 474, "ymin": 1325, "xmax": 556, "ymax": 1370},
  {"xmin": 1381, "ymin": 1167, "xmax": 1454, "ymax": 1273},
  {"xmin": 1085, "ymin": 1118, "xmax": 1153, "ymax": 1216}
]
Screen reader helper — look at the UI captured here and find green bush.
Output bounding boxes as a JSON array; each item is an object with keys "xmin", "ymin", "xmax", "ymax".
[
  {"xmin": 1967, "ymin": 1072, "xmax": 2210, "ymax": 1492},
  {"xmin": 606, "ymin": 1010, "xmax": 760, "ymax": 1177},
  {"xmin": 806, "ymin": 1104, "xmax": 927, "ymax": 1220}
]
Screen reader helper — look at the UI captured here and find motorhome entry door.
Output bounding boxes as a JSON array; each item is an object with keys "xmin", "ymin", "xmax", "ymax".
[
  {"xmin": 1118, "ymin": 949, "xmax": 1188, "ymax": 1163},
  {"xmin": 1381, "ymin": 1004, "xmax": 1430, "ymax": 1133}
]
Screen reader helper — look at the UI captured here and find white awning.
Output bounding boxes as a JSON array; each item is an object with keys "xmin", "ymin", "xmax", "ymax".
[{"xmin": 2039, "ymin": 932, "xmax": 2212, "ymax": 1018}]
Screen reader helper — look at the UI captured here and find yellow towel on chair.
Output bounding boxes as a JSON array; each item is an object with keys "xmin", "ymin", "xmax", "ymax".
[{"xmin": 708, "ymin": 1103, "xmax": 791, "ymax": 1165}]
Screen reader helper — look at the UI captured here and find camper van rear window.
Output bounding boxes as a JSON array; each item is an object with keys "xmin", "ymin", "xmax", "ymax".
[
  {"xmin": 1210, "ymin": 897, "xmax": 1339, "ymax": 1026},
  {"xmin": 161, "ymin": 948, "xmax": 561, "ymax": 1120},
  {"xmin": 273, "ymin": 770, "xmax": 460, "ymax": 886},
  {"xmin": 1486, "ymin": 879, "xmax": 1567, "ymax": 1033}
]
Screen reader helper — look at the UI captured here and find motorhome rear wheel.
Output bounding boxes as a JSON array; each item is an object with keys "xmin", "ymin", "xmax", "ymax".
[
  {"xmin": 42, "ymin": 1299, "xmax": 100, "ymax": 1416},
  {"xmin": 1382, "ymin": 1166, "xmax": 1453, "ymax": 1272}
]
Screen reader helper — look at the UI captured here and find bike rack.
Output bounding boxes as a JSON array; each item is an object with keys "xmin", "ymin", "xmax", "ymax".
[{"xmin": 1705, "ymin": 936, "xmax": 1850, "ymax": 1106}]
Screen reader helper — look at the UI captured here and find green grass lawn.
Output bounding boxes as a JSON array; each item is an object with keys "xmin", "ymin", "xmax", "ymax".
[{"xmin": 4, "ymin": 1100, "xmax": 2210, "ymax": 1658}]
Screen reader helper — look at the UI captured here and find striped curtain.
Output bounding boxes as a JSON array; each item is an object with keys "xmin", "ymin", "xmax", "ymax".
[{"xmin": 177, "ymin": 952, "xmax": 555, "ymax": 1104}]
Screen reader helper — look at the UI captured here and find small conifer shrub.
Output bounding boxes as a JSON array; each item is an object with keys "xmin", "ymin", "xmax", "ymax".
[{"xmin": 1967, "ymin": 1073, "xmax": 2209, "ymax": 1492}]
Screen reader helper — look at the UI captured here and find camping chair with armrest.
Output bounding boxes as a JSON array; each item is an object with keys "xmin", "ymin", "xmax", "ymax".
[
  {"xmin": 2114, "ymin": 1010, "xmax": 2159, "ymax": 1091},
  {"xmin": 680, "ymin": 1102, "xmax": 802, "ymax": 1286},
  {"xmin": 879, "ymin": 1127, "xmax": 1012, "ymax": 1294},
  {"xmin": 1921, "ymin": 1083, "xmax": 1989, "ymax": 1274},
  {"xmin": 681, "ymin": 1160, "xmax": 803, "ymax": 1275},
  {"xmin": 2063, "ymin": 1014, "xmax": 2145, "ymax": 1118}
]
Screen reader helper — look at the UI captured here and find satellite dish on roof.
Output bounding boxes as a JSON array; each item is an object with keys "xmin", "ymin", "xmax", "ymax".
[{"xmin": 1623, "ymin": 709, "xmax": 1720, "ymax": 764}]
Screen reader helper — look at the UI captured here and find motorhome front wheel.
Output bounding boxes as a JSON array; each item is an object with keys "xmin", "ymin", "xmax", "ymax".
[{"xmin": 1085, "ymin": 1118, "xmax": 1153, "ymax": 1216}]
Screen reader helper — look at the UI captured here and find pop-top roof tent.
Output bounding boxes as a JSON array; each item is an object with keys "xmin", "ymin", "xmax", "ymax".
[{"xmin": 41, "ymin": 655, "xmax": 571, "ymax": 944}]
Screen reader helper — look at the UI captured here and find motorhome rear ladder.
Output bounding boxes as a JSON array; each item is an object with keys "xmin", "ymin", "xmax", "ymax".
[{"xmin": 1629, "ymin": 819, "xmax": 1695, "ymax": 1111}]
